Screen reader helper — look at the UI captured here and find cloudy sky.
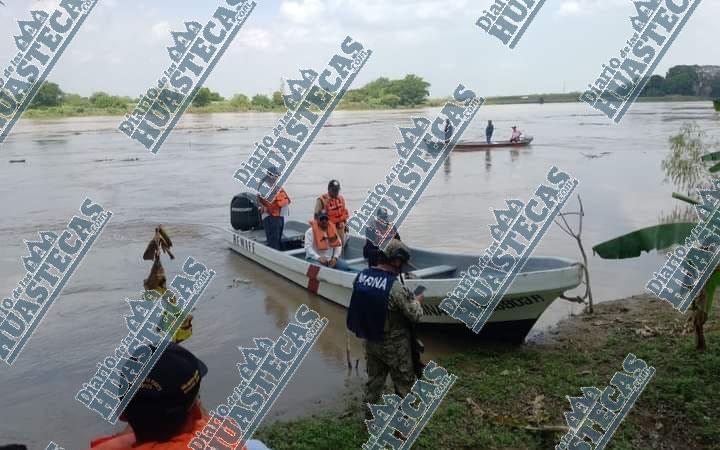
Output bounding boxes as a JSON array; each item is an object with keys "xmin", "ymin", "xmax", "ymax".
[{"xmin": 0, "ymin": 0, "xmax": 718, "ymax": 98}]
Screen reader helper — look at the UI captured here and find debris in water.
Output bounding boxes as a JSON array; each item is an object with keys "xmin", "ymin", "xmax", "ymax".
[
  {"xmin": 9, "ymin": 159, "xmax": 26, "ymax": 163},
  {"xmin": 581, "ymin": 151, "xmax": 612, "ymax": 159}
]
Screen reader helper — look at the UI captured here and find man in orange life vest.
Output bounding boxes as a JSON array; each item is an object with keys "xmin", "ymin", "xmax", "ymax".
[
  {"xmin": 257, "ymin": 166, "xmax": 291, "ymax": 250},
  {"xmin": 305, "ymin": 209, "xmax": 352, "ymax": 271},
  {"xmin": 314, "ymin": 180, "xmax": 349, "ymax": 247}
]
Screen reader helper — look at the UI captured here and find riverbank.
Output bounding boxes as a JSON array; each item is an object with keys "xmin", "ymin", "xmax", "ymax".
[
  {"xmin": 254, "ymin": 295, "xmax": 720, "ymax": 450},
  {"xmin": 17, "ymin": 95, "xmax": 717, "ymax": 120}
]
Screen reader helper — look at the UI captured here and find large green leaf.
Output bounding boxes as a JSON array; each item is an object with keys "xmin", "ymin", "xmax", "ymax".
[
  {"xmin": 701, "ymin": 151, "xmax": 720, "ymax": 161},
  {"xmin": 592, "ymin": 223, "xmax": 697, "ymax": 259}
]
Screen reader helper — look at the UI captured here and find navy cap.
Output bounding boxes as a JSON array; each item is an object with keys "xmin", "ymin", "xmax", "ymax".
[{"xmin": 126, "ymin": 343, "xmax": 207, "ymax": 413}]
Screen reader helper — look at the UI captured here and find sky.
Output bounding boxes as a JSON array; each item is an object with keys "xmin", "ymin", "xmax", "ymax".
[{"xmin": 0, "ymin": 0, "xmax": 718, "ymax": 99}]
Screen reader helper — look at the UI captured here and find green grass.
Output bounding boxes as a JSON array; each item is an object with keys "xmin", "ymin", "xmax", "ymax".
[
  {"xmin": 254, "ymin": 324, "xmax": 720, "ymax": 450},
  {"xmin": 19, "ymin": 95, "xmax": 718, "ymax": 120},
  {"xmin": 22, "ymin": 105, "xmax": 130, "ymax": 118}
]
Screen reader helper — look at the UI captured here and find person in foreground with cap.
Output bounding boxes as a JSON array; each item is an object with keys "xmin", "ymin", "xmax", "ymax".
[
  {"xmin": 88, "ymin": 344, "xmax": 271, "ymax": 450},
  {"xmin": 256, "ymin": 166, "xmax": 291, "ymax": 251},
  {"xmin": 363, "ymin": 208, "xmax": 401, "ymax": 268},
  {"xmin": 314, "ymin": 180, "xmax": 350, "ymax": 248},
  {"xmin": 346, "ymin": 239, "xmax": 424, "ymax": 418},
  {"xmin": 305, "ymin": 210, "xmax": 352, "ymax": 271}
]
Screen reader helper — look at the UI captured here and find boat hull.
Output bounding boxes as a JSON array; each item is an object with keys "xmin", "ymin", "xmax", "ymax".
[
  {"xmin": 455, "ymin": 137, "xmax": 534, "ymax": 151},
  {"xmin": 227, "ymin": 222, "xmax": 583, "ymax": 343}
]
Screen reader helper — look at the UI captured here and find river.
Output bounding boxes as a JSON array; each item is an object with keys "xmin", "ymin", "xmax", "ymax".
[{"xmin": 1, "ymin": 102, "xmax": 718, "ymax": 447}]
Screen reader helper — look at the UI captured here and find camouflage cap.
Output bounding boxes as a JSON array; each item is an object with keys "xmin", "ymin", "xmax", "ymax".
[{"xmin": 381, "ymin": 239, "xmax": 411, "ymax": 263}]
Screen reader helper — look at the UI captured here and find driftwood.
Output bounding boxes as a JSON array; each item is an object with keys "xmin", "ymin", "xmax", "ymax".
[{"xmin": 555, "ymin": 195, "xmax": 594, "ymax": 313}]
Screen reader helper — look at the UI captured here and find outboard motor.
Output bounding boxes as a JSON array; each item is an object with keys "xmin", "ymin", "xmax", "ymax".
[{"xmin": 230, "ymin": 193, "xmax": 263, "ymax": 231}]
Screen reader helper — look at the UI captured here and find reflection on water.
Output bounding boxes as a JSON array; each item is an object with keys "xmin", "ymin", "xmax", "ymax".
[
  {"xmin": 1, "ymin": 102, "xmax": 720, "ymax": 447},
  {"xmin": 658, "ymin": 203, "xmax": 697, "ymax": 225}
]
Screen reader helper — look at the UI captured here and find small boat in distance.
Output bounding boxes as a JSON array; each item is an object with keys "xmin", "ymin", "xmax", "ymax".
[
  {"xmin": 455, "ymin": 137, "xmax": 534, "ymax": 152},
  {"xmin": 227, "ymin": 193, "xmax": 583, "ymax": 343}
]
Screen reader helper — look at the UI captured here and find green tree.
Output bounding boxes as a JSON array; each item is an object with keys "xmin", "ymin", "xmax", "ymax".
[
  {"xmin": 641, "ymin": 75, "xmax": 666, "ymax": 97},
  {"xmin": 664, "ymin": 66, "xmax": 700, "ymax": 96},
  {"xmin": 209, "ymin": 90, "xmax": 224, "ymax": 102},
  {"xmin": 344, "ymin": 89, "xmax": 368, "ymax": 103},
  {"xmin": 230, "ymin": 94, "xmax": 250, "ymax": 109},
  {"xmin": 388, "ymin": 74, "xmax": 430, "ymax": 106},
  {"xmin": 272, "ymin": 91, "xmax": 284, "ymax": 107},
  {"xmin": 192, "ymin": 87, "xmax": 212, "ymax": 107},
  {"xmin": 711, "ymin": 78, "xmax": 720, "ymax": 99},
  {"xmin": 251, "ymin": 94, "xmax": 272, "ymax": 109},
  {"xmin": 30, "ymin": 81, "xmax": 64, "ymax": 107},
  {"xmin": 63, "ymin": 94, "xmax": 90, "ymax": 107},
  {"xmin": 363, "ymin": 77, "xmax": 392, "ymax": 98},
  {"xmin": 89, "ymin": 92, "xmax": 128, "ymax": 108},
  {"xmin": 379, "ymin": 94, "xmax": 400, "ymax": 108}
]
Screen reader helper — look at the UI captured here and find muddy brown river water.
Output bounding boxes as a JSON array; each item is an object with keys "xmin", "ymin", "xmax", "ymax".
[{"xmin": 1, "ymin": 103, "xmax": 719, "ymax": 447}]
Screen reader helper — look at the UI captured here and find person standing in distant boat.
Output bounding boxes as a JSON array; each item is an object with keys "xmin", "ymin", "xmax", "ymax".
[
  {"xmin": 510, "ymin": 125, "xmax": 522, "ymax": 143},
  {"xmin": 444, "ymin": 118, "xmax": 453, "ymax": 144},
  {"xmin": 257, "ymin": 166, "xmax": 291, "ymax": 251},
  {"xmin": 486, "ymin": 120, "xmax": 494, "ymax": 144}
]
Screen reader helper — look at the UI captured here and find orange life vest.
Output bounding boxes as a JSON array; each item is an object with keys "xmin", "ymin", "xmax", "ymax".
[
  {"xmin": 319, "ymin": 194, "xmax": 349, "ymax": 224},
  {"xmin": 310, "ymin": 220, "xmax": 341, "ymax": 251},
  {"xmin": 264, "ymin": 188, "xmax": 290, "ymax": 217},
  {"xmin": 89, "ymin": 408, "xmax": 249, "ymax": 450}
]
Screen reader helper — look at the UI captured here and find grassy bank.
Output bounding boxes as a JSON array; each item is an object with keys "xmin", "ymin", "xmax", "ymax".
[
  {"xmin": 18, "ymin": 98, "xmax": 449, "ymax": 119},
  {"xmin": 19, "ymin": 95, "xmax": 718, "ymax": 120},
  {"xmin": 254, "ymin": 295, "xmax": 720, "ymax": 450}
]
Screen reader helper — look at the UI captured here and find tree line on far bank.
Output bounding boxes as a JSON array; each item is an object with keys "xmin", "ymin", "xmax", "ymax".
[
  {"xmin": 23, "ymin": 64, "xmax": 720, "ymax": 115},
  {"xmin": 25, "ymin": 74, "xmax": 432, "ymax": 114},
  {"xmin": 640, "ymin": 65, "xmax": 720, "ymax": 98}
]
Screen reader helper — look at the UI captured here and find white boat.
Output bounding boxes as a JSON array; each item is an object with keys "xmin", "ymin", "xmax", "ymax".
[{"xmin": 228, "ymin": 194, "xmax": 583, "ymax": 343}]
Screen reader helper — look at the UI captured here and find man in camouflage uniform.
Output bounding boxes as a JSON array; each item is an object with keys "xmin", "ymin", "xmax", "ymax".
[{"xmin": 346, "ymin": 239, "xmax": 424, "ymax": 414}]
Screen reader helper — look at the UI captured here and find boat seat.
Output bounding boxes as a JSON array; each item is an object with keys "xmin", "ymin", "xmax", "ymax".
[
  {"xmin": 345, "ymin": 257, "xmax": 366, "ymax": 265},
  {"xmin": 282, "ymin": 230, "xmax": 305, "ymax": 242},
  {"xmin": 408, "ymin": 265, "xmax": 456, "ymax": 279},
  {"xmin": 284, "ymin": 248, "xmax": 306, "ymax": 256}
]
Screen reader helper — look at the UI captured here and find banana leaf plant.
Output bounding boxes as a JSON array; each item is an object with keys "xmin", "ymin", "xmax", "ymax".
[{"xmin": 592, "ymin": 124, "xmax": 719, "ymax": 350}]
